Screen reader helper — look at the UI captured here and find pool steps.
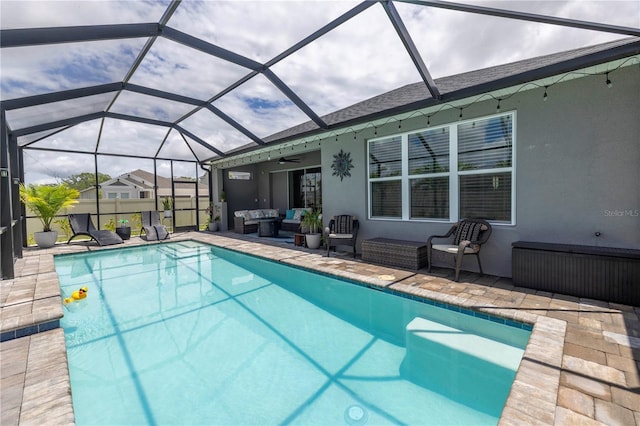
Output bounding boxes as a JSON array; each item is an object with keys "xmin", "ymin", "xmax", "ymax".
[{"xmin": 401, "ymin": 316, "xmax": 525, "ymax": 416}]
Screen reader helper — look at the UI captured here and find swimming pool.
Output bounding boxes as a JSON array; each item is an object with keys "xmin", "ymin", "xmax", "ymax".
[{"xmin": 55, "ymin": 240, "xmax": 531, "ymax": 425}]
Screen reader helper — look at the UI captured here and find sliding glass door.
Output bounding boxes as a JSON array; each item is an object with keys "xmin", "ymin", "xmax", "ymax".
[{"xmin": 290, "ymin": 167, "xmax": 321, "ymax": 210}]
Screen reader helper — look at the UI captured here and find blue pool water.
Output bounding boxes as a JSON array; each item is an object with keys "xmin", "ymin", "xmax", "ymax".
[{"xmin": 55, "ymin": 241, "xmax": 531, "ymax": 425}]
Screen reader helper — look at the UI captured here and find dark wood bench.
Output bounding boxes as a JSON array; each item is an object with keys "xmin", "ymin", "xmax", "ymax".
[
  {"xmin": 512, "ymin": 241, "xmax": 640, "ymax": 305},
  {"xmin": 362, "ymin": 238, "xmax": 428, "ymax": 270}
]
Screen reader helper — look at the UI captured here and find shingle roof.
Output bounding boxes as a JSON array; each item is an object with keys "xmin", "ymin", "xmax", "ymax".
[{"xmin": 260, "ymin": 37, "xmax": 640, "ymax": 146}]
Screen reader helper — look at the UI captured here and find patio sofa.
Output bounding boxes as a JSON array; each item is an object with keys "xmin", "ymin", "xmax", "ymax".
[
  {"xmin": 233, "ymin": 207, "xmax": 310, "ymax": 234},
  {"xmin": 234, "ymin": 209, "xmax": 280, "ymax": 234},
  {"xmin": 281, "ymin": 207, "xmax": 312, "ymax": 233}
]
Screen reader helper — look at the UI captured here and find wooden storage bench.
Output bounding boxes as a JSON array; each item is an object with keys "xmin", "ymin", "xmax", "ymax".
[
  {"xmin": 512, "ymin": 241, "xmax": 640, "ymax": 305},
  {"xmin": 362, "ymin": 238, "xmax": 427, "ymax": 270}
]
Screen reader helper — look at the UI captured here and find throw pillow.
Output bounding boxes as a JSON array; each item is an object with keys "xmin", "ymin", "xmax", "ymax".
[
  {"xmin": 453, "ymin": 221, "xmax": 482, "ymax": 245},
  {"xmin": 286, "ymin": 209, "xmax": 295, "ymax": 219},
  {"xmin": 334, "ymin": 215, "xmax": 353, "ymax": 234}
]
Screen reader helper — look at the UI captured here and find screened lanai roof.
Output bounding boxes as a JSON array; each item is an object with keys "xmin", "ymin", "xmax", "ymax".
[{"xmin": 2, "ymin": 0, "xmax": 639, "ymax": 168}]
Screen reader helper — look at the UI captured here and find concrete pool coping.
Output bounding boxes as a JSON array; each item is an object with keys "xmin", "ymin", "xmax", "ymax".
[{"xmin": 1, "ymin": 231, "xmax": 638, "ymax": 425}]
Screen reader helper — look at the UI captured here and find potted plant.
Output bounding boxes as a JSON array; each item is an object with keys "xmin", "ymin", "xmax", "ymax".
[
  {"xmin": 162, "ymin": 197, "xmax": 173, "ymax": 218},
  {"xmin": 301, "ymin": 209, "xmax": 323, "ymax": 249},
  {"xmin": 115, "ymin": 219, "xmax": 131, "ymax": 240},
  {"xmin": 19, "ymin": 183, "xmax": 80, "ymax": 248},
  {"xmin": 220, "ymin": 190, "xmax": 227, "ymax": 203},
  {"xmin": 205, "ymin": 203, "xmax": 220, "ymax": 232}
]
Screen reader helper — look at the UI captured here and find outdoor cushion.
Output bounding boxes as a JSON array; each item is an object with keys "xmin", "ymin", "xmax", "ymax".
[
  {"xmin": 328, "ymin": 233, "xmax": 353, "ymax": 239},
  {"xmin": 248, "ymin": 210, "xmax": 264, "ymax": 219},
  {"xmin": 235, "ymin": 210, "xmax": 249, "ymax": 218},
  {"xmin": 265, "ymin": 209, "xmax": 279, "ymax": 218},
  {"xmin": 453, "ymin": 221, "xmax": 483, "ymax": 245},
  {"xmin": 286, "ymin": 209, "xmax": 295, "ymax": 219},
  {"xmin": 333, "ymin": 215, "xmax": 354, "ymax": 234},
  {"xmin": 432, "ymin": 244, "xmax": 477, "ymax": 254}
]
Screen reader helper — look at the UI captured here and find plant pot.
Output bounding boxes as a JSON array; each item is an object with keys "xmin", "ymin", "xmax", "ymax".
[
  {"xmin": 208, "ymin": 222, "xmax": 219, "ymax": 232},
  {"xmin": 34, "ymin": 230, "xmax": 58, "ymax": 248},
  {"xmin": 305, "ymin": 233, "xmax": 322, "ymax": 250},
  {"xmin": 115, "ymin": 226, "xmax": 131, "ymax": 240},
  {"xmin": 164, "ymin": 210, "xmax": 172, "ymax": 218}
]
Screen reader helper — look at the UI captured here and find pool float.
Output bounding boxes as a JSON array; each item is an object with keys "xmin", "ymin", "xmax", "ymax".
[{"xmin": 64, "ymin": 286, "xmax": 88, "ymax": 304}]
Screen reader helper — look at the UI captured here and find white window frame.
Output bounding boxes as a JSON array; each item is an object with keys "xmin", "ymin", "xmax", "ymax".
[{"xmin": 367, "ymin": 111, "xmax": 516, "ymax": 225}]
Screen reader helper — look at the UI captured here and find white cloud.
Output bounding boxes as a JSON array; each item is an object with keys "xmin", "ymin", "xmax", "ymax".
[
  {"xmin": 3, "ymin": 0, "xmax": 639, "ymax": 179},
  {"xmin": 0, "ymin": 0, "xmax": 168, "ymax": 29}
]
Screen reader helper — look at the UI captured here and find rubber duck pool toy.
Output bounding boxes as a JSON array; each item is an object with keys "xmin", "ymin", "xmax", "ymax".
[{"xmin": 64, "ymin": 286, "xmax": 88, "ymax": 304}]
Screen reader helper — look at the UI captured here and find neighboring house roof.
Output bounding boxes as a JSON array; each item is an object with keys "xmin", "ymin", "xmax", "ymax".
[
  {"xmin": 91, "ymin": 169, "xmax": 208, "ymax": 194},
  {"xmin": 253, "ymin": 37, "xmax": 640, "ymax": 148}
]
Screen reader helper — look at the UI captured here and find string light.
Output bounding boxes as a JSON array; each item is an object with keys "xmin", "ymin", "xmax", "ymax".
[
  {"xmin": 353, "ymin": 131, "xmax": 357, "ymax": 140},
  {"xmin": 210, "ymin": 60, "xmax": 636, "ymax": 169},
  {"xmin": 374, "ymin": 126, "xmax": 377, "ymax": 136}
]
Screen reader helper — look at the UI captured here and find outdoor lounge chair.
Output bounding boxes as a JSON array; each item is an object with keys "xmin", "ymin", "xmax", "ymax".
[
  {"xmin": 67, "ymin": 213, "xmax": 123, "ymax": 246},
  {"xmin": 140, "ymin": 211, "xmax": 170, "ymax": 241},
  {"xmin": 325, "ymin": 215, "xmax": 359, "ymax": 258},
  {"xmin": 427, "ymin": 218, "xmax": 492, "ymax": 282}
]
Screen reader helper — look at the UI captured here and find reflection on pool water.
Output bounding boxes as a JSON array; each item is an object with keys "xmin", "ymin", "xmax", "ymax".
[{"xmin": 55, "ymin": 241, "xmax": 531, "ymax": 425}]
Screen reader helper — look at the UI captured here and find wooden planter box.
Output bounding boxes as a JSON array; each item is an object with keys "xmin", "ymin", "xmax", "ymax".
[{"xmin": 512, "ymin": 241, "xmax": 640, "ymax": 305}]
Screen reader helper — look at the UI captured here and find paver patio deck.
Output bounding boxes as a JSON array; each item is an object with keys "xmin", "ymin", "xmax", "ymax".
[{"xmin": 1, "ymin": 231, "xmax": 638, "ymax": 425}]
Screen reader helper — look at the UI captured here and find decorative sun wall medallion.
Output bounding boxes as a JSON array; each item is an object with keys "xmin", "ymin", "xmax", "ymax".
[{"xmin": 331, "ymin": 149, "xmax": 354, "ymax": 181}]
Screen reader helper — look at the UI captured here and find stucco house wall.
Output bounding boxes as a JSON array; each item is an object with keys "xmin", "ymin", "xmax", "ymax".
[{"xmin": 322, "ymin": 65, "xmax": 639, "ymax": 278}]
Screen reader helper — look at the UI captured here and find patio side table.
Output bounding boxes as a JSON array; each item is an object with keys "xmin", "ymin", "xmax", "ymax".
[
  {"xmin": 258, "ymin": 219, "xmax": 279, "ymax": 237},
  {"xmin": 294, "ymin": 233, "xmax": 306, "ymax": 247}
]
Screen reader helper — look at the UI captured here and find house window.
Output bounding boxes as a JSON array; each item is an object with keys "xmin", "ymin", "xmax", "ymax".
[
  {"xmin": 367, "ymin": 112, "xmax": 515, "ymax": 224},
  {"xmin": 369, "ymin": 136, "xmax": 402, "ymax": 217}
]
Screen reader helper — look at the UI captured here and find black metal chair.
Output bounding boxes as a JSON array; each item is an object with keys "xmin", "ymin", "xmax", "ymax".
[
  {"xmin": 67, "ymin": 213, "xmax": 123, "ymax": 246},
  {"xmin": 325, "ymin": 215, "xmax": 359, "ymax": 258},
  {"xmin": 427, "ymin": 218, "xmax": 492, "ymax": 281},
  {"xmin": 140, "ymin": 211, "xmax": 170, "ymax": 241}
]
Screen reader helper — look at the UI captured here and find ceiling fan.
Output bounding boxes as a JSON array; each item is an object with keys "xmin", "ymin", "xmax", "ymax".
[{"xmin": 276, "ymin": 157, "xmax": 300, "ymax": 164}]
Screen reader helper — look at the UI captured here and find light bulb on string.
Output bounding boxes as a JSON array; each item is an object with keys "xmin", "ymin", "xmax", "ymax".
[
  {"xmin": 543, "ymin": 86, "xmax": 548, "ymax": 101},
  {"xmin": 459, "ymin": 108, "xmax": 463, "ymax": 121},
  {"xmin": 496, "ymin": 99, "xmax": 501, "ymax": 113},
  {"xmin": 606, "ymin": 73, "xmax": 612, "ymax": 88}
]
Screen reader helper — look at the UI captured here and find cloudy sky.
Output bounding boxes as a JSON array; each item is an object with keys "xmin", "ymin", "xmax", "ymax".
[{"xmin": 1, "ymin": 0, "xmax": 638, "ymax": 184}]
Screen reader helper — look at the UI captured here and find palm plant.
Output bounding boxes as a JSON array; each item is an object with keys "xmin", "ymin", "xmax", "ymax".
[
  {"xmin": 19, "ymin": 184, "xmax": 80, "ymax": 232},
  {"xmin": 301, "ymin": 209, "xmax": 322, "ymax": 234}
]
